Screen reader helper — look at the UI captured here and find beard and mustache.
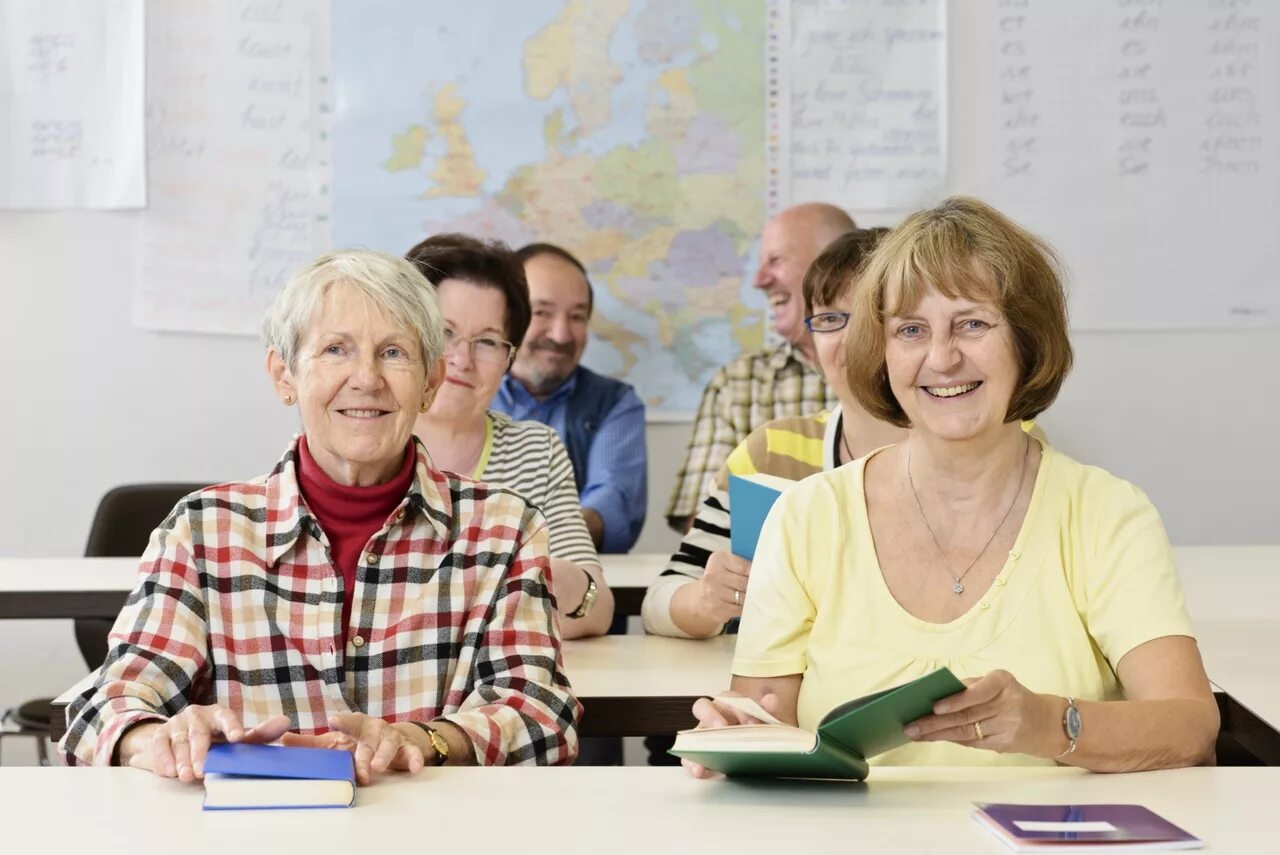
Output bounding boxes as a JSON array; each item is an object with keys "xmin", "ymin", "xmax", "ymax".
[{"xmin": 518, "ymin": 337, "xmax": 578, "ymax": 393}]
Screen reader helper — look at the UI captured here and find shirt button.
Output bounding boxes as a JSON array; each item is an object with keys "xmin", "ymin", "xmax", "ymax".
[
  {"xmin": 352, "ymin": 635, "xmax": 365, "ymax": 648},
  {"xmin": 364, "ymin": 552, "xmax": 377, "ymax": 565},
  {"xmin": 995, "ymin": 578, "xmax": 1007, "ymax": 588},
  {"xmin": 979, "ymin": 601, "xmax": 991, "ymax": 610}
]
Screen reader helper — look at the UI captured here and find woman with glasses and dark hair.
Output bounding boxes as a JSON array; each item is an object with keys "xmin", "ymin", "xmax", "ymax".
[
  {"xmin": 407, "ymin": 234, "xmax": 615, "ymax": 639},
  {"xmin": 642, "ymin": 228, "xmax": 905, "ymax": 641}
]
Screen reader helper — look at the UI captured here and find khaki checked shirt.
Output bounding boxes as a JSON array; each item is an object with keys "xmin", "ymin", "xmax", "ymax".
[
  {"xmin": 666, "ymin": 342, "xmax": 835, "ymax": 524},
  {"xmin": 60, "ymin": 437, "xmax": 581, "ymax": 767}
]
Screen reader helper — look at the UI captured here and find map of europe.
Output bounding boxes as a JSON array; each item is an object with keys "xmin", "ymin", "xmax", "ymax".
[{"xmin": 333, "ymin": 0, "xmax": 766, "ymax": 414}]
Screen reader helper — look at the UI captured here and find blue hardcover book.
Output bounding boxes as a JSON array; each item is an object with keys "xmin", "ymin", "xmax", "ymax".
[
  {"xmin": 728, "ymin": 473, "xmax": 793, "ymax": 560},
  {"xmin": 202, "ymin": 743, "xmax": 356, "ymax": 811}
]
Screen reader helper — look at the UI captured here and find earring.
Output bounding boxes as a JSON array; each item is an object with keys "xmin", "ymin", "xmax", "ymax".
[
  {"xmin": 420, "ymin": 401, "xmax": 430, "ymax": 412},
  {"xmin": 283, "ymin": 395, "xmax": 294, "ymax": 405}
]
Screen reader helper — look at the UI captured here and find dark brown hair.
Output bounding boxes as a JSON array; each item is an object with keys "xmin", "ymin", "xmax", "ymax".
[
  {"xmin": 405, "ymin": 233, "xmax": 532, "ymax": 347},
  {"xmin": 802, "ymin": 227, "xmax": 891, "ymax": 316},
  {"xmin": 845, "ymin": 196, "xmax": 1073, "ymax": 428},
  {"xmin": 514, "ymin": 242, "xmax": 594, "ymax": 315}
]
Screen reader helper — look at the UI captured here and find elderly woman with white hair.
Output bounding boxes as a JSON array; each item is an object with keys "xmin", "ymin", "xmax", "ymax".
[{"xmin": 59, "ymin": 250, "xmax": 581, "ymax": 780}]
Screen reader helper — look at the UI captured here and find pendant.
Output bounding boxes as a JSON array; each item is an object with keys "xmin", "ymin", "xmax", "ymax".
[{"xmin": 953, "ymin": 581, "xmax": 965, "ymax": 595}]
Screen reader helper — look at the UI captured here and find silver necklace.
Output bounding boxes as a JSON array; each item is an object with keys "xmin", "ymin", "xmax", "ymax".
[{"xmin": 905, "ymin": 435, "xmax": 1031, "ymax": 595}]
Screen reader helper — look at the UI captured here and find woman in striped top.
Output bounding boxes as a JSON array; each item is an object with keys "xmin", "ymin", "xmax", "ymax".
[{"xmin": 408, "ymin": 234, "xmax": 614, "ymax": 639}]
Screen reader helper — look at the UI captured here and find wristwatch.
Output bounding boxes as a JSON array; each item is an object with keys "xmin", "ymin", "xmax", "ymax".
[
  {"xmin": 1059, "ymin": 697, "xmax": 1081, "ymax": 757},
  {"xmin": 568, "ymin": 569, "xmax": 599, "ymax": 619},
  {"xmin": 413, "ymin": 722, "xmax": 450, "ymax": 766}
]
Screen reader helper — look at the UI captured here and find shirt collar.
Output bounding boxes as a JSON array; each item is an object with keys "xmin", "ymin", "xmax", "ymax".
[
  {"xmin": 768, "ymin": 339, "xmax": 810, "ymax": 371},
  {"xmin": 263, "ymin": 434, "xmax": 452, "ymax": 566},
  {"xmin": 500, "ymin": 367, "xmax": 579, "ymax": 407}
]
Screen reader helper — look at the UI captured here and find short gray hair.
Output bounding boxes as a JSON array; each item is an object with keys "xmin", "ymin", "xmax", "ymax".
[{"xmin": 262, "ymin": 249, "xmax": 445, "ymax": 368}]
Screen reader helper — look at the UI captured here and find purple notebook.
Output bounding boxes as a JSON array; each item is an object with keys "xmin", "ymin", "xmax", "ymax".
[{"xmin": 973, "ymin": 803, "xmax": 1203, "ymax": 852}]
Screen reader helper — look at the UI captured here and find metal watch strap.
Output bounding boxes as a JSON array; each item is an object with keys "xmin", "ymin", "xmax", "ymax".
[{"xmin": 567, "ymin": 568, "xmax": 597, "ymax": 619}]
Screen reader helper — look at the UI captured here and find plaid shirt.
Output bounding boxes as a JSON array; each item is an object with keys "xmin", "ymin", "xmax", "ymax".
[
  {"xmin": 666, "ymin": 342, "xmax": 835, "ymax": 523},
  {"xmin": 60, "ymin": 437, "xmax": 580, "ymax": 767}
]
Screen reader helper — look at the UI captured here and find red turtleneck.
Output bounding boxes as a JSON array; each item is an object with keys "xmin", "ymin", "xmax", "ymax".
[{"xmin": 296, "ymin": 436, "xmax": 416, "ymax": 637}]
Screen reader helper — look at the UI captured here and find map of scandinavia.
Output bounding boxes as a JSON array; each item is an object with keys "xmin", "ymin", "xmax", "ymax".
[{"xmin": 333, "ymin": 0, "xmax": 767, "ymax": 414}]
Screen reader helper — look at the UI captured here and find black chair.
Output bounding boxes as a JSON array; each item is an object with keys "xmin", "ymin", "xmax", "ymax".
[
  {"xmin": 0, "ymin": 483, "xmax": 206, "ymax": 766},
  {"xmin": 75, "ymin": 483, "xmax": 209, "ymax": 668}
]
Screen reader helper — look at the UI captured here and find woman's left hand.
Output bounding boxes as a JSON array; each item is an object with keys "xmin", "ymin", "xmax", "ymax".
[
  {"xmin": 281, "ymin": 712, "xmax": 431, "ymax": 784},
  {"xmin": 903, "ymin": 670, "xmax": 1063, "ymax": 757}
]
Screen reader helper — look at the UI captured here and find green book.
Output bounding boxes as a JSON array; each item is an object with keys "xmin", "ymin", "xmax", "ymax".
[{"xmin": 669, "ymin": 667, "xmax": 966, "ymax": 780}]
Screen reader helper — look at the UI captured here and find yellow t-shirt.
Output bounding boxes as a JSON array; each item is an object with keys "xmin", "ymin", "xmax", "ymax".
[{"xmin": 732, "ymin": 439, "xmax": 1194, "ymax": 767}]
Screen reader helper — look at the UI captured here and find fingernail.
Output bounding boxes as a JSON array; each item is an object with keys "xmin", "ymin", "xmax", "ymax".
[
  {"xmin": 934, "ymin": 703, "xmax": 948, "ymax": 714},
  {"xmin": 193, "ymin": 762, "xmax": 203, "ymax": 776},
  {"xmin": 178, "ymin": 764, "xmax": 190, "ymax": 777},
  {"xmin": 229, "ymin": 729, "xmax": 244, "ymax": 740},
  {"xmin": 904, "ymin": 725, "xmax": 920, "ymax": 738}
]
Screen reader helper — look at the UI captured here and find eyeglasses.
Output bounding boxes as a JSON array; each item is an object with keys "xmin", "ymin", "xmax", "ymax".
[
  {"xmin": 805, "ymin": 311, "xmax": 851, "ymax": 333},
  {"xmin": 442, "ymin": 328, "xmax": 515, "ymax": 364}
]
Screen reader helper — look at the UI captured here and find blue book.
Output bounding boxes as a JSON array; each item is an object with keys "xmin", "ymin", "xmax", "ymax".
[
  {"xmin": 973, "ymin": 803, "xmax": 1202, "ymax": 851},
  {"xmin": 728, "ymin": 473, "xmax": 793, "ymax": 560},
  {"xmin": 202, "ymin": 743, "xmax": 356, "ymax": 811}
]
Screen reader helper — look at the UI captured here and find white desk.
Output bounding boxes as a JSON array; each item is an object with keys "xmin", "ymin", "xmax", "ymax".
[
  {"xmin": 0, "ymin": 552, "xmax": 669, "ymax": 619},
  {"xmin": 1195, "ymin": 620, "xmax": 1280, "ymax": 764},
  {"xmin": 48, "ymin": 634, "xmax": 738, "ymax": 742},
  {"xmin": 5, "ymin": 546, "xmax": 1273, "ymax": 621},
  {"xmin": 3, "ymin": 766, "xmax": 1279, "ymax": 852}
]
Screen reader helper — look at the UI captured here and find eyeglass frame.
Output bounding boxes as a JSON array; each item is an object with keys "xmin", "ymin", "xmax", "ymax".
[
  {"xmin": 804, "ymin": 311, "xmax": 851, "ymax": 334},
  {"xmin": 441, "ymin": 328, "xmax": 517, "ymax": 365}
]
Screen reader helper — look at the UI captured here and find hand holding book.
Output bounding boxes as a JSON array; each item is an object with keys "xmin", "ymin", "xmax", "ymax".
[
  {"xmin": 682, "ymin": 691, "xmax": 788, "ymax": 779},
  {"xmin": 903, "ymin": 668, "xmax": 1069, "ymax": 759},
  {"xmin": 119, "ymin": 705, "xmax": 294, "ymax": 782}
]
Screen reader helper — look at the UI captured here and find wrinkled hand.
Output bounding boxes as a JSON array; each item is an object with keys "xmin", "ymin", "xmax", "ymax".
[
  {"xmin": 122, "ymin": 706, "xmax": 292, "ymax": 782},
  {"xmin": 281, "ymin": 713, "xmax": 430, "ymax": 785},
  {"xmin": 695, "ymin": 550, "xmax": 752, "ymax": 626},
  {"xmin": 904, "ymin": 670, "xmax": 1060, "ymax": 756},
  {"xmin": 682, "ymin": 691, "xmax": 781, "ymax": 780}
]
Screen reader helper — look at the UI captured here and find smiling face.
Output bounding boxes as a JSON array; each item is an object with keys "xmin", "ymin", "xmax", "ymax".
[
  {"xmin": 268, "ymin": 280, "xmax": 441, "ymax": 486},
  {"xmin": 511, "ymin": 253, "xmax": 591, "ymax": 395},
  {"xmin": 883, "ymin": 283, "xmax": 1020, "ymax": 442},
  {"xmin": 754, "ymin": 215, "xmax": 820, "ymax": 345},
  {"xmin": 423, "ymin": 278, "xmax": 512, "ymax": 426}
]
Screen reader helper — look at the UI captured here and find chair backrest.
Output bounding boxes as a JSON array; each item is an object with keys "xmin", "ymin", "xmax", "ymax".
[
  {"xmin": 84, "ymin": 483, "xmax": 210, "ymax": 558},
  {"xmin": 76, "ymin": 483, "xmax": 210, "ymax": 670}
]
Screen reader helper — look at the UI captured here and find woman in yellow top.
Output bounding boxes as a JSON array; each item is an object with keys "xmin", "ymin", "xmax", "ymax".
[{"xmin": 687, "ymin": 196, "xmax": 1218, "ymax": 773}]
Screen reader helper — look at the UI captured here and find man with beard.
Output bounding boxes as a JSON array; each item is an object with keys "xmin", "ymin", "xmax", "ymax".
[{"xmin": 492, "ymin": 243, "xmax": 648, "ymax": 553}]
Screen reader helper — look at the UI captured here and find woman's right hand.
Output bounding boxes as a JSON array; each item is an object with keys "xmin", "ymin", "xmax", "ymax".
[
  {"xmin": 117, "ymin": 705, "xmax": 293, "ymax": 782},
  {"xmin": 694, "ymin": 550, "xmax": 752, "ymax": 625},
  {"xmin": 682, "ymin": 691, "xmax": 780, "ymax": 779}
]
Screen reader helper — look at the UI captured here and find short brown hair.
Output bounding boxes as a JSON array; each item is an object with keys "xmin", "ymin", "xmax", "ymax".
[
  {"xmin": 405, "ymin": 233, "xmax": 532, "ymax": 348},
  {"xmin": 845, "ymin": 196, "xmax": 1073, "ymax": 428},
  {"xmin": 802, "ymin": 227, "xmax": 890, "ymax": 317}
]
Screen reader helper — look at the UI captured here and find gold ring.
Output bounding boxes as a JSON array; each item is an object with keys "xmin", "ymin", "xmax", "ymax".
[
  {"xmin": 733, "ymin": 589, "xmax": 741, "ymax": 605},
  {"xmin": 169, "ymin": 731, "xmax": 189, "ymax": 745},
  {"xmin": 974, "ymin": 720, "xmax": 984, "ymax": 740}
]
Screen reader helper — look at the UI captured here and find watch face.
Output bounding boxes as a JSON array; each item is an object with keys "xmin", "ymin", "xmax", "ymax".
[{"xmin": 1065, "ymin": 704, "xmax": 1082, "ymax": 740}]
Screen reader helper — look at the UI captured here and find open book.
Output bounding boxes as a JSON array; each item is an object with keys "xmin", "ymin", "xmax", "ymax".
[
  {"xmin": 669, "ymin": 667, "xmax": 966, "ymax": 779},
  {"xmin": 728, "ymin": 472, "xmax": 794, "ymax": 560},
  {"xmin": 203, "ymin": 743, "xmax": 356, "ymax": 810}
]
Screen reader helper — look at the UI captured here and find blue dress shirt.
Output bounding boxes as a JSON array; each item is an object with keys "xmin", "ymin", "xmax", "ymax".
[{"xmin": 494, "ymin": 368, "xmax": 647, "ymax": 553}]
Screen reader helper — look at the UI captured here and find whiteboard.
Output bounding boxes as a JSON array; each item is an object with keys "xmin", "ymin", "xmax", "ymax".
[
  {"xmin": 945, "ymin": 0, "xmax": 1279, "ymax": 330},
  {"xmin": 781, "ymin": 1, "xmax": 1278, "ymax": 330}
]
